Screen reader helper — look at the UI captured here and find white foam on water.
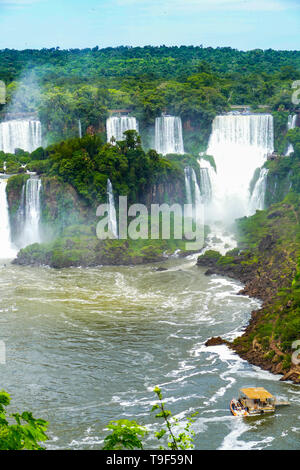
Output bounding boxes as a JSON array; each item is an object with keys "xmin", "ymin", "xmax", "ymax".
[{"xmin": 219, "ymin": 419, "xmax": 275, "ymax": 450}]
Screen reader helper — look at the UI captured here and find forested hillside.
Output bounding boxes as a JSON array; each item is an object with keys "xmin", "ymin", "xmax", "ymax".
[{"xmin": 0, "ymin": 46, "xmax": 299, "ymax": 147}]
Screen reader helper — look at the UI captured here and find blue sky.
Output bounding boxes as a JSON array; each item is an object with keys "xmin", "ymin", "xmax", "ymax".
[{"xmin": 0, "ymin": 0, "xmax": 299, "ymax": 50}]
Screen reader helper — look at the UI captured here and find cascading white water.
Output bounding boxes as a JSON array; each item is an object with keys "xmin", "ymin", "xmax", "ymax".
[
  {"xmin": 191, "ymin": 168, "xmax": 202, "ymax": 211},
  {"xmin": 285, "ymin": 114, "xmax": 297, "ymax": 156},
  {"xmin": 184, "ymin": 167, "xmax": 193, "ymax": 206},
  {"xmin": 0, "ymin": 120, "xmax": 42, "ymax": 154},
  {"xmin": 78, "ymin": 119, "xmax": 82, "ymax": 139},
  {"xmin": 107, "ymin": 179, "xmax": 118, "ymax": 238},
  {"xmin": 155, "ymin": 116, "xmax": 184, "ymax": 155},
  {"xmin": 206, "ymin": 114, "xmax": 274, "ymax": 222},
  {"xmin": 248, "ymin": 168, "xmax": 269, "ymax": 215},
  {"xmin": 21, "ymin": 177, "xmax": 42, "ymax": 247},
  {"xmin": 198, "ymin": 160, "xmax": 212, "ymax": 203},
  {"xmin": 0, "ymin": 178, "xmax": 16, "ymax": 258},
  {"xmin": 184, "ymin": 167, "xmax": 202, "ymax": 222},
  {"xmin": 106, "ymin": 116, "xmax": 139, "ymax": 143}
]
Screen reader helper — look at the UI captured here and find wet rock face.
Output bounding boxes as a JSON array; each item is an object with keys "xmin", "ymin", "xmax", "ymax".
[{"xmin": 145, "ymin": 180, "xmax": 185, "ymax": 206}]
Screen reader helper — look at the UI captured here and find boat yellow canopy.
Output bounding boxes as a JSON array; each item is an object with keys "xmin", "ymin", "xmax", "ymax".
[{"xmin": 240, "ymin": 387, "xmax": 274, "ymax": 400}]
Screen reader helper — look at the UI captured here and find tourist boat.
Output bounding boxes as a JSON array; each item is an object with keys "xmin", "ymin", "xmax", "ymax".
[{"xmin": 230, "ymin": 387, "xmax": 276, "ymax": 417}]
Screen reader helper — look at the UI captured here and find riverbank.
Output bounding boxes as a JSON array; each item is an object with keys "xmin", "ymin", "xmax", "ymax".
[
  {"xmin": 198, "ymin": 194, "xmax": 300, "ymax": 384},
  {"xmin": 12, "ymin": 224, "xmax": 192, "ymax": 268}
]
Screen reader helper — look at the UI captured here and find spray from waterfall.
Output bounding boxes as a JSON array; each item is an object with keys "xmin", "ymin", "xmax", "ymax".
[
  {"xmin": 285, "ymin": 114, "xmax": 297, "ymax": 156},
  {"xmin": 0, "ymin": 178, "xmax": 16, "ymax": 258},
  {"xmin": 155, "ymin": 116, "xmax": 184, "ymax": 155},
  {"xmin": 107, "ymin": 179, "xmax": 118, "ymax": 238},
  {"xmin": 106, "ymin": 116, "xmax": 139, "ymax": 143}
]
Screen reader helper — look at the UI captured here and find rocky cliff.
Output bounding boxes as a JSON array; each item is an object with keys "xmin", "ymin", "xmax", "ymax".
[{"xmin": 198, "ymin": 194, "xmax": 300, "ymax": 384}]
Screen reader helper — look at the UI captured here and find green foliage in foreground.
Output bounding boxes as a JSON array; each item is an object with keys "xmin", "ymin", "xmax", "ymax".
[
  {"xmin": 103, "ymin": 420, "xmax": 147, "ymax": 450},
  {"xmin": 103, "ymin": 387, "xmax": 198, "ymax": 451},
  {"xmin": 0, "ymin": 391, "xmax": 48, "ymax": 450}
]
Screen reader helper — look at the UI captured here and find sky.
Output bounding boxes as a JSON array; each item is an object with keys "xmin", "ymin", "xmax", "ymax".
[{"xmin": 0, "ymin": 0, "xmax": 299, "ymax": 51}]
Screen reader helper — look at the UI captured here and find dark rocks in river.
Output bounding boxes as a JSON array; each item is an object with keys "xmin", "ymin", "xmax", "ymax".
[{"xmin": 205, "ymin": 337, "xmax": 229, "ymax": 347}]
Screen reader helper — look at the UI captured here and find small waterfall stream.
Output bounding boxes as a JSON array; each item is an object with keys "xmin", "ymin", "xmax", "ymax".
[
  {"xmin": 198, "ymin": 160, "xmax": 212, "ymax": 203},
  {"xmin": 248, "ymin": 168, "xmax": 269, "ymax": 214},
  {"xmin": 285, "ymin": 114, "xmax": 297, "ymax": 156},
  {"xmin": 184, "ymin": 167, "xmax": 202, "ymax": 222},
  {"xmin": 107, "ymin": 179, "xmax": 118, "ymax": 238},
  {"xmin": 0, "ymin": 178, "xmax": 16, "ymax": 258},
  {"xmin": 78, "ymin": 119, "xmax": 82, "ymax": 139},
  {"xmin": 20, "ymin": 177, "xmax": 42, "ymax": 248},
  {"xmin": 155, "ymin": 116, "xmax": 184, "ymax": 155}
]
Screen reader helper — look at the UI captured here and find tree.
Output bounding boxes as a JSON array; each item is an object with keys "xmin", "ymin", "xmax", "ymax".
[
  {"xmin": 0, "ymin": 390, "xmax": 49, "ymax": 450},
  {"xmin": 102, "ymin": 420, "xmax": 147, "ymax": 450},
  {"xmin": 102, "ymin": 387, "xmax": 198, "ymax": 450}
]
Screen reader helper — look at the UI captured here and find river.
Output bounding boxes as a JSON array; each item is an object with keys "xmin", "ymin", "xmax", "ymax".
[{"xmin": 0, "ymin": 255, "xmax": 299, "ymax": 450}]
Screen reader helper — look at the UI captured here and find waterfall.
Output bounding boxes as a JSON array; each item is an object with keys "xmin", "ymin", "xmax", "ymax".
[
  {"xmin": 206, "ymin": 114, "xmax": 274, "ymax": 221},
  {"xmin": 184, "ymin": 167, "xmax": 202, "ymax": 221},
  {"xmin": 248, "ymin": 168, "xmax": 269, "ymax": 215},
  {"xmin": 191, "ymin": 168, "xmax": 202, "ymax": 210},
  {"xmin": 106, "ymin": 116, "xmax": 139, "ymax": 143},
  {"xmin": 0, "ymin": 120, "xmax": 42, "ymax": 154},
  {"xmin": 155, "ymin": 116, "xmax": 184, "ymax": 155},
  {"xmin": 0, "ymin": 178, "xmax": 16, "ymax": 258},
  {"xmin": 285, "ymin": 114, "xmax": 297, "ymax": 156},
  {"xmin": 20, "ymin": 177, "xmax": 42, "ymax": 247},
  {"xmin": 78, "ymin": 119, "xmax": 82, "ymax": 139},
  {"xmin": 107, "ymin": 179, "xmax": 118, "ymax": 238},
  {"xmin": 198, "ymin": 160, "xmax": 212, "ymax": 203},
  {"xmin": 184, "ymin": 168, "xmax": 193, "ymax": 206}
]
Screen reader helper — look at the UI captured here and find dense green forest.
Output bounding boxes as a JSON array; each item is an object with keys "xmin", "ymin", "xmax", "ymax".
[{"xmin": 0, "ymin": 46, "xmax": 299, "ymax": 149}]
